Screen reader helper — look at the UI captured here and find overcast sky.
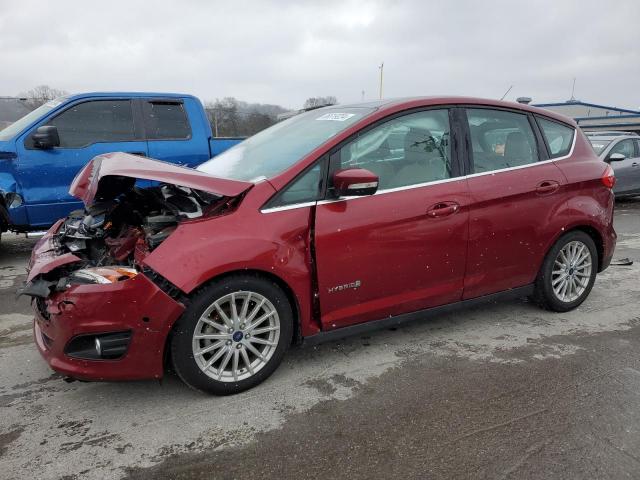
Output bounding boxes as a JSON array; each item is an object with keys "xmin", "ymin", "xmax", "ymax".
[{"xmin": 1, "ymin": 0, "xmax": 638, "ymax": 110}]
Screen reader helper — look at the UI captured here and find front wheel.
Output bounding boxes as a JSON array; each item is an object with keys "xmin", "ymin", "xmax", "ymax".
[
  {"xmin": 532, "ymin": 231, "xmax": 598, "ymax": 312},
  {"xmin": 170, "ymin": 275, "xmax": 293, "ymax": 395}
]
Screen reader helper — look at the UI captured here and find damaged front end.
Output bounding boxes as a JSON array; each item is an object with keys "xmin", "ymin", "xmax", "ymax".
[{"xmin": 23, "ymin": 152, "xmax": 252, "ymax": 380}]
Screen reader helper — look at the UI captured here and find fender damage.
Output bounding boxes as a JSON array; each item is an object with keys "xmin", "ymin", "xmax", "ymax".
[{"xmin": 23, "ymin": 152, "xmax": 253, "ymax": 380}]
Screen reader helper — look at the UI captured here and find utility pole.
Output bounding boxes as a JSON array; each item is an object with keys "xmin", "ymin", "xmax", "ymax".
[
  {"xmin": 570, "ymin": 77, "xmax": 576, "ymax": 101},
  {"xmin": 378, "ymin": 62, "xmax": 384, "ymax": 100},
  {"xmin": 361, "ymin": 90, "xmax": 365, "ymax": 101}
]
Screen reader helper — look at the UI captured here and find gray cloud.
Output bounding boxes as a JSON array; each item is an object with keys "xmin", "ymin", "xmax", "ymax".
[{"xmin": 0, "ymin": 0, "xmax": 638, "ymax": 109}]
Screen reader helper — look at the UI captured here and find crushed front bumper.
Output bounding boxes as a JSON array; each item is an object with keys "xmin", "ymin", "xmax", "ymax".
[{"xmin": 33, "ymin": 273, "xmax": 185, "ymax": 381}]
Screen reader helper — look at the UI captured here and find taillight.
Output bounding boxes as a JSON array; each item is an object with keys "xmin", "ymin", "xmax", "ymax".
[{"xmin": 601, "ymin": 165, "xmax": 616, "ymax": 189}]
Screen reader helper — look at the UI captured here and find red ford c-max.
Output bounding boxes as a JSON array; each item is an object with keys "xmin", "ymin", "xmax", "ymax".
[{"xmin": 24, "ymin": 97, "xmax": 616, "ymax": 394}]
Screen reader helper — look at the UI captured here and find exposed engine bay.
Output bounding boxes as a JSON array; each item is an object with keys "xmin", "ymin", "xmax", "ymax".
[
  {"xmin": 21, "ymin": 178, "xmax": 237, "ymax": 298},
  {"xmin": 59, "ymin": 182, "xmax": 220, "ymax": 267}
]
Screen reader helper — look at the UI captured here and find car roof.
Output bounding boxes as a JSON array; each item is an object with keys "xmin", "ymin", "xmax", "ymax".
[
  {"xmin": 333, "ymin": 96, "xmax": 577, "ymax": 127},
  {"xmin": 64, "ymin": 92, "xmax": 196, "ymax": 101}
]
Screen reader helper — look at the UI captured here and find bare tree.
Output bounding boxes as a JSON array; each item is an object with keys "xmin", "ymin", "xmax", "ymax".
[
  {"xmin": 19, "ymin": 85, "xmax": 68, "ymax": 109},
  {"xmin": 303, "ymin": 96, "xmax": 337, "ymax": 109}
]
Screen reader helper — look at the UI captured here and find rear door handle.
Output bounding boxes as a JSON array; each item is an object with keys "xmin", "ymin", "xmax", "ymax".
[
  {"xmin": 536, "ymin": 180, "xmax": 560, "ymax": 194},
  {"xmin": 632, "ymin": 162, "xmax": 639, "ymax": 167},
  {"xmin": 124, "ymin": 151, "xmax": 146, "ymax": 156},
  {"xmin": 427, "ymin": 201, "xmax": 460, "ymax": 218}
]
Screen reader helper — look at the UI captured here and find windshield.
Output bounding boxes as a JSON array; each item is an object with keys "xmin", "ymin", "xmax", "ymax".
[
  {"xmin": 197, "ymin": 106, "xmax": 374, "ymax": 181},
  {"xmin": 588, "ymin": 138, "xmax": 612, "ymax": 155},
  {"xmin": 0, "ymin": 97, "xmax": 66, "ymax": 141}
]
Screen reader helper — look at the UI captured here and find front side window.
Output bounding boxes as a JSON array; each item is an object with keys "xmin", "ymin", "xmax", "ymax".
[
  {"xmin": 538, "ymin": 117, "xmax": 574, "ymax": 158},
  {"xmin": 144, "ymin": 101, "xmax": 191, "ymax": 140},
  {"xmin": 609, "ymin": 139, "xmax": 635, "ymax": 158},
  {"xmin": 466, "ymin": 109, "xmax": 538, "ymax": 173},
  {"xmin": 336, "ymin": 109, "xmax": 452, "ymax": 190},
  {"xmin": 47, "ymin": 100, "xmax": 135, "ymax": 148}
]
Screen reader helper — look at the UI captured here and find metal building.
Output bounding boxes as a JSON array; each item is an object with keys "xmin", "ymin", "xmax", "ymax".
[{"xmin": 533, "ymin": 100, "xmax": 640, "ymax": 133}]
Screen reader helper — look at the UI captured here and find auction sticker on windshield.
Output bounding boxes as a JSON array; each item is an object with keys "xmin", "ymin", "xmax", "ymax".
[{"xmin": 316, "ymin": 113, "xmax": 356, "ymax": 121}]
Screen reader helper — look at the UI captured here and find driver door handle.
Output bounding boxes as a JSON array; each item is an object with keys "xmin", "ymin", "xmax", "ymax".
[
  {"xmin": 427, "ymin": 201, "xmax": 460, "ymax": 218},
  {"xmin": 536, "ymin": 180, "xmax": 560, "ymax": 194}
]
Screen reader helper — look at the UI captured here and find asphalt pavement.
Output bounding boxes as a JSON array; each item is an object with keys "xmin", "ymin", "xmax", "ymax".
[{"xmin": 0, "ymin": 198, "xmax": 639, "ymax": 480}]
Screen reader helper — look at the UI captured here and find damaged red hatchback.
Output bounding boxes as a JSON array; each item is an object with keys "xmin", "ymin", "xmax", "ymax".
[{"xmin": 24, "ymin": 97, "xmax": 616, "ymax": 394}]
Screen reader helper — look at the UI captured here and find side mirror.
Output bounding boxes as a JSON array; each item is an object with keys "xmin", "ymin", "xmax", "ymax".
[
  {"xmin": 608, "ymin": 152, "xmax": 626, "ymax": 162},
  {"xmin": 332, "ymin": 168, "xmax": 379, "ymax": 197},
  {"xmin": 32, "ymin": 125, "xmax": 60, "ymax": 149}
]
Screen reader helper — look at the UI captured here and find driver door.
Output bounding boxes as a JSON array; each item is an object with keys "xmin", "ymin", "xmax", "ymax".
[{"xmin": 314, "ymin": 108, "xmax": 470, "ymax": 330}]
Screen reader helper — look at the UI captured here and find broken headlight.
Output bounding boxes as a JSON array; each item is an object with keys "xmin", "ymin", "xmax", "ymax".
[{"xmin": 69, "ymin": 267, "xmax": 138, "ymax": 285}]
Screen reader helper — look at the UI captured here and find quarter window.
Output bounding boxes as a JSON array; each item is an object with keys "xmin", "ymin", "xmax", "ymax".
[
  {"xmin": 48, "ymin": 100, "xmax": 135, "ymax": 148},
  {"xmin": 268, "ymin": 163, "xmax": 323, "ymax": 208},
  {"xmin": 337, "ymin": 109, "xmax": 452, "ymax": 190},
  {"xmin": 144, "ymin": 102, "xmax": 191, "ymax": 140},
  {"xmin": 537, "ymin": 117, "xmax": 574, "ymax": 158},
  {"xmin": 466, "ymin": 109, "xmax": 538, "ymax": 173}
]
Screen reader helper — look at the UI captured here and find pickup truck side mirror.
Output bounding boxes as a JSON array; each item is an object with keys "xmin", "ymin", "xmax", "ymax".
[{"xmin": 32, "ymin": 125, "xmax": 60, "ymax": 149}]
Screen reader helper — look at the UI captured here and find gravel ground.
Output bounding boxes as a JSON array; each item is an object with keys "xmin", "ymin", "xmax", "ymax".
[{"xmin": 0, "ymin": 197, "xmax": 638, "ymax": 480}]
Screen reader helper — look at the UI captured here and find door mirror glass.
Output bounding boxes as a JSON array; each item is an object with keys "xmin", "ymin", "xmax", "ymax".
[
  {"xmin": 332, "ymin": 168, "xmax": 379, "ymax": 197},
  {"xmin": 32, "ymin": 125, "xmax": 60, "ymax": 149},
  {"xmin": 608, "ymin": 152, "xmax": 626, "ymax": 162}
]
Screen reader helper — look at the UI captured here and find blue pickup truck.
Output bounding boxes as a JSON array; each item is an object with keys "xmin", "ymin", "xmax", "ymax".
[{"xmin": 0, "ymin": 92, "xmax": 242, "ymax": 234}]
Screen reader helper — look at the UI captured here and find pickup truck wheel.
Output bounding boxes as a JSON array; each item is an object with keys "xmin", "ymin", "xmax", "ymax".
[
  {"xmin": 532, "ymin": 231, "xmax": 598, "ymax": 312},
  {"xmin": 170, "ymin": 275, "xmax": 293, "ymax": 395}
]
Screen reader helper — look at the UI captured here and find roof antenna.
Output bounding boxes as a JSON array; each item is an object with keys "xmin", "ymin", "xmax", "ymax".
[
  {"xmin": 570, "ymin": 77, "xmax": 576, "ymax": 101},
  {"xmin": 500, "ymin": 85, "xmax": 513, "ymax": 101}
]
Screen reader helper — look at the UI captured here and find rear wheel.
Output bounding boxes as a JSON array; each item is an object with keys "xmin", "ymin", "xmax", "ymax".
[
  {"xmin": 170, "ymin": 275, "xmax": 293, "ymax": 395},
  {"xmin": 532, "ymin": 231, "xmax": 598, "ymax": 312}
]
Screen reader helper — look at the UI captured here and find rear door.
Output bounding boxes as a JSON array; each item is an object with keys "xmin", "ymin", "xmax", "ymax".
[
  {"xmin": 462, "ymin": 108, "xmax": 568, "ymax": 299},
  {"xmin": 16, "ymin": 99, "xmax": 147, "ymax": 227},
  {"xmin": 607, "ymin": 138, "xmax": 639, "ymax": 194},
  {"xmin": 314, "ymin": 108, "xmax": 470, "ymax": 330},
  {"xmin": 143, "ymin": 98, "xmax": 210, "ymax": 168}
]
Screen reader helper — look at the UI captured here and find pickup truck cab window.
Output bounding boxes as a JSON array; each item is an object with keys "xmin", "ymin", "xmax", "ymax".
[
  {"xmin": 336, "ymin": 109, "xmax": 452, "ymax": 190},
  {"xmin": 143, "ymin": 101, "xmax": 191, "ymax": 140},
  {"xmin": 466, "ymin": 108, "xmax": 538, "ymax": 172},
  {"xmin": 44, "ymin": 100, "xmax": 136, "ymax": 149}
]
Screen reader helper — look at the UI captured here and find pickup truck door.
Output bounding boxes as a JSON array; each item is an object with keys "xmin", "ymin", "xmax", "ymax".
[
  {"xmin": 15, "ymin": 98, "xmax": 147, "ymax": 228},
  {"xmin": 143, "ymin": 98, "xmax": 211, "ymax": 168}
]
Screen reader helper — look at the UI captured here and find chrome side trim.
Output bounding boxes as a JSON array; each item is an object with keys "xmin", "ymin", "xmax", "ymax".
[
  {"xmin": 261, "ymin": 201, "xmax": 317, "ymax": 214},
  {"xmin": 261, "ymin": 128, "xmax": 577, "ymax": 212}
]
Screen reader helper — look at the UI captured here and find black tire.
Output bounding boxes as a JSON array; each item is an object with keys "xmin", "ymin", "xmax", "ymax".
[
  {"xmin": 532, "ymin": 231, "xmax": 598, "ymax": 312},
  {"xmin": 170, "ymin": 274, "xmax": 293, "ymax": 395}
]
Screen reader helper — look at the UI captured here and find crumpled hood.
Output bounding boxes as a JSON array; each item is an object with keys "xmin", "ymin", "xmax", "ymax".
[{"xmin": 70, "ymin": 152, "xmax": 253, "ymax": 205}]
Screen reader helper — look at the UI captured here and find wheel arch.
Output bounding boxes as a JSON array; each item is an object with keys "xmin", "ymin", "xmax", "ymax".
[
  {"xmin": 162, "ymin": 268, "xmax": 304, "ymax": 371},
  {"xmin": 544, "ymin": 224, "xmax": 605, "ymax": 273}
]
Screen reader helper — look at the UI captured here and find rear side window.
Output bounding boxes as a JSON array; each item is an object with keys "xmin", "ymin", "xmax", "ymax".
[
  {"xmin": 144, "ymin": 101, "xmax": 191, "ymax": 140},
  {"xmin": 466, "ymin": 109, "xmax": 538, "ymax": 173},
  {"xmin": 537, "ymin": 118, "xmax": 574, "ymax": 158},
  {"xmin": 48, "ymin": 100, "xmax": 135, "ymax": 148}
]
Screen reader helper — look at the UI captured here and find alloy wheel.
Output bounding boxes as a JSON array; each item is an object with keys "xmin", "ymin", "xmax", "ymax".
[
  {"xmin": 551, "ymin": 240, "xmax": 593, "ymax": 303},
  {"xmin": 192, "ymin": 291, "xmax": 281, "ymax": 382}
]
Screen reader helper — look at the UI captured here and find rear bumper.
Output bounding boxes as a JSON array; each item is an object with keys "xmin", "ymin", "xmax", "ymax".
[{"xmin": 33, "ymin": 273, "xmax": 185, "ymax": 381}]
